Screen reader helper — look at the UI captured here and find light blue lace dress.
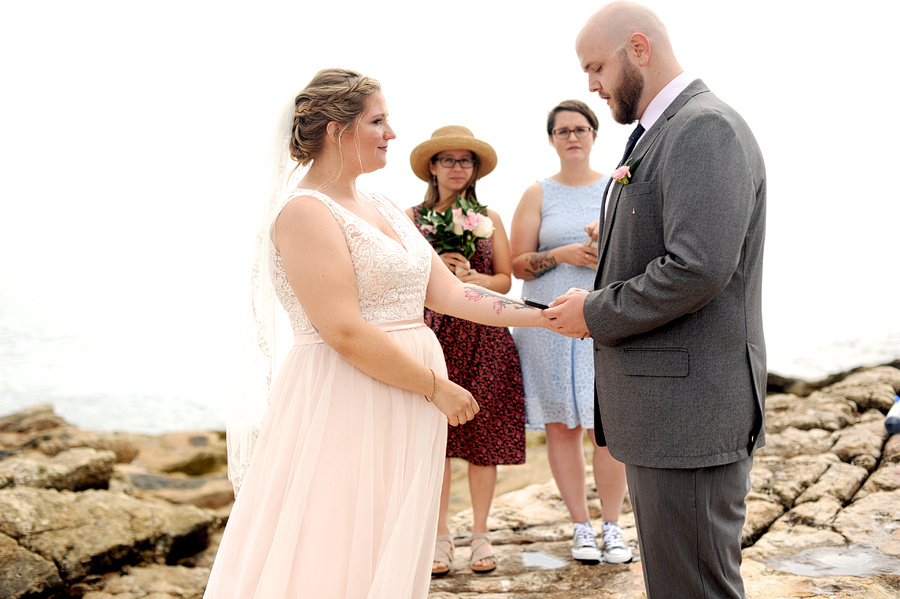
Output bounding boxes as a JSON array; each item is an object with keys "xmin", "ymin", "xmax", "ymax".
[{"xmin": 512, "ymin": 176, "xmax": 609, "ymax": 429}]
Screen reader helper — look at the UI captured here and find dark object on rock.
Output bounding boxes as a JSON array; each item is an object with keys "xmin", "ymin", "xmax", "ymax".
[{"xmin": 886, "ymin": 396, "xmax": 900, "ymax": 435}]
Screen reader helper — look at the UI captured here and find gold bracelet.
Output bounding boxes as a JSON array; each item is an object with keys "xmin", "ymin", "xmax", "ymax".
[{"xmin": 426, "ymin": 367, "xmax": 436, "ymax": 402}]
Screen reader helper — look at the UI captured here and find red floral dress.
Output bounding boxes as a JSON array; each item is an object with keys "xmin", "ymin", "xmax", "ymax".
[{"xmin": 413, "ymin": 204, "xmax": 526, "ymax": 466}]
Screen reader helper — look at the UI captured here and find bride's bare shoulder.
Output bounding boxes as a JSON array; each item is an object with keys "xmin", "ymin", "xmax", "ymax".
[
  {"xmin": 274, "ymin": 194, "xmax": 342, "ymax": 246},
  {"xmin": 279, "ymin": 193, "xmax": 334, "ymax": 220}
]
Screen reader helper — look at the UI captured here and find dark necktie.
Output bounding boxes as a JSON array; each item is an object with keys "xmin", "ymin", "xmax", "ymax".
[
  {"xmin": 599, "ymin": 123, "xmax": 645, "ymax": 234},
  {"xmin": 617, "ymin": 123, "xmax": 645, "ymax": 168}
]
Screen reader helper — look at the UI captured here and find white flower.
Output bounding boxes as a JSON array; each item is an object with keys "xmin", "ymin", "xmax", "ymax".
[
  {"xmin": 472, "ymin": 215, "xmax": 494, "ymax": 238},
  {"xmin": 452, "ymin": 208, "xmax": 465, "ymax": 235}
]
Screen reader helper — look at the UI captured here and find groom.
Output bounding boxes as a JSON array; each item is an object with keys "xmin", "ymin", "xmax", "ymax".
[{"xmin": 545, "ymin": 2, "xmax": 766, "ymax": 598}]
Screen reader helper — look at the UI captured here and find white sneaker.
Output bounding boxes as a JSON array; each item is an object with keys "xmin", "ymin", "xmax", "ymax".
[
  {"xmin": 571, "ymin": 521, "xmax": 601, "ymax": 562},
  {"xmin": 601, "ymin": 521, "xmax": 633, "ymax": 563}
]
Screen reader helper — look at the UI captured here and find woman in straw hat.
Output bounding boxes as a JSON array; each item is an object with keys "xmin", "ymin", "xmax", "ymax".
[
  {"xmin": 510, "ymin": 100, "xmax": 632, "ymax": 565},
  {"xmin": 405, "ymin": 126, "xmax": 525, "ymax": 576},
  {"xmin": 204, "ymin": 71, "xmax": 549, "ymax": 599}
]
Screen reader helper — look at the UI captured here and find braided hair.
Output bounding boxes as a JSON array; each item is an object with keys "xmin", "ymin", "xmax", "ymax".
[{"xmin": 290, "ymin": 69, "xmax": 382, "ymax": 166}]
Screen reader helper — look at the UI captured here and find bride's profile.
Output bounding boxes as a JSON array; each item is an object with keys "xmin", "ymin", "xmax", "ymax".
[{"xmin": 202, "ymin": 68, "xmax": 548, "ymax": 598}]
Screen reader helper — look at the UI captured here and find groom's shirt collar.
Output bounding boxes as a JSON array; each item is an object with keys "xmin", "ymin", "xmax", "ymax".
[{"xmin": 639, "ymin": 71, "xmax": 693, "ymax": 131}]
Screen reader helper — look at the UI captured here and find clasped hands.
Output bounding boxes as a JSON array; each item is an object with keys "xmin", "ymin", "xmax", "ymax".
[
  {"xmin": 433, "ymin": 287, "xmax": 591, "ymax": 427},
  {"xmin": 543, "ymin": 288, "xmax": 591, "ymax": 339},
  {"xmin": 540, "ymin": 220, "xmax": 598, "ymax": 339}
]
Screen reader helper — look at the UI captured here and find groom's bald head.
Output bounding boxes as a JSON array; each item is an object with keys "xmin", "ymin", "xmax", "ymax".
[
  {"xmin": 575, "ymin": 1, "xmax": 682, "ymax": 123},
  {"xmin": 578, "ymin": 1, "xmax": 673, "ymax": 56}
]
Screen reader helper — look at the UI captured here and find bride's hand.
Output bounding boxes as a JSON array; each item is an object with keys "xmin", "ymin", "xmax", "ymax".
[{"xmin": 432, "ymin": 377, "xmax": 479, "ymax": 426}]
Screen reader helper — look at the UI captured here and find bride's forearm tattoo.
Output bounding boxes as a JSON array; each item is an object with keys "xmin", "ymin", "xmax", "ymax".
[
  {"xmin": 525, "ymin": 251, "xmax": 557, "ymax": 277},
  {"xmin": 463, "ymin": 286, "xmax": 534, "ymax": 315}
]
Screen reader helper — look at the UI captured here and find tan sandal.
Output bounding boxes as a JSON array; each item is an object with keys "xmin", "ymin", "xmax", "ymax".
[
  {"xmin": 432, "ymin": 535, "xmax": 454, "ymax": 577},
  {"xmin": 469, "ymin": 532, "xmax": 497, "ymax": 573}
]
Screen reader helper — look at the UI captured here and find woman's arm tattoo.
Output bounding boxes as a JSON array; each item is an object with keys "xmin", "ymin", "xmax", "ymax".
[
  {"xmin": 463, "ymin": 286, "xmax": 535, "ymax": 315},
  {"xmin": 525, "ymin": 251, "xmax": 557, "ymax": 277}
]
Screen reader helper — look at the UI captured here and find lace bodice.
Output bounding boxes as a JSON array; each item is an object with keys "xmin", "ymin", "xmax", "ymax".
[{"xmin": 269, "ymin": 188, "xmax": 433, "ymax": 335}]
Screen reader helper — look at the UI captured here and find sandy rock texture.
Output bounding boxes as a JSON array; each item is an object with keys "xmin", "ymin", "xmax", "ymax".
[{"xmin": 0, "ymin": 366, "xmax": 898, "ymax": 598}]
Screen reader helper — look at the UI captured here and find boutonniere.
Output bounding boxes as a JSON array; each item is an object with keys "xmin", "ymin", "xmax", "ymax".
[{"xmin": 611, "ymin": 157, "xmax": 642, "ymax": 185}]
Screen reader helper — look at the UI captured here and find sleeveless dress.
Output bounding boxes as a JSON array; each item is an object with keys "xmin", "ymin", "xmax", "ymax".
[
  {"xmin": 512, "ymin": 176, "xmax": 609, "ymax": 429},
  {"xmin": 412, "ymin": 204, "xmax": 525, "ymax": 466},
  {"xmin": 203, "ymin": 189, "xmax": 448, "ymax": 599}
]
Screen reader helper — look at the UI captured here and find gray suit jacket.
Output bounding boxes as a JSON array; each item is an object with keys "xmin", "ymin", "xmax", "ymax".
[{"xmin": 585, "ymin": 79, "xmax": 766, "ymax": 469}]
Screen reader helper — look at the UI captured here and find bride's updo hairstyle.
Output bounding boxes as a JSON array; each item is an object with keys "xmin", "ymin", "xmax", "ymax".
[{"xmin": 291, "ymin": 68, "xmax": 382, "ymax": 166}]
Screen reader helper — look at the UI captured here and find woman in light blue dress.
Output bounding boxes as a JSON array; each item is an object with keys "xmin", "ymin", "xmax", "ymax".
[{"xmin": 510, "ymin": 100, "xmax": 632, "ymax": 565}]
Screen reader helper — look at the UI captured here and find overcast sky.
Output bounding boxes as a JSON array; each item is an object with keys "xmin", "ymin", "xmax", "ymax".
[{"xmin": 1, "ymin": 0, "xmax": 897, "ymax": 404}]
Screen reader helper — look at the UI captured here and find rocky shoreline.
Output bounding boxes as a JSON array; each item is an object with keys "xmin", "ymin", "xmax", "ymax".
[{"xmin": 1, "ymin": 364, "xmax": 899, "ymax": 598}]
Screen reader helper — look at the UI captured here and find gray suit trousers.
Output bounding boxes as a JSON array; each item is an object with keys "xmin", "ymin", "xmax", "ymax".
[{"xmin": 625, "ymin": 457, "xmax": 753, "ymax": 599}]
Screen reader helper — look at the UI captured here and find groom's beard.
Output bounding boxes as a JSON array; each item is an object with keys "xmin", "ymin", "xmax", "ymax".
[{"xmin": 611, "ymin": 55, "xmax": 645, "ymax": 126}]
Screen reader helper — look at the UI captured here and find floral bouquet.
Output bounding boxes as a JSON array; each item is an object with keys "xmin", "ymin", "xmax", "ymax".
[{"xmin": 415, "ymin": 195, "xmax": 494, "ymax": 259}]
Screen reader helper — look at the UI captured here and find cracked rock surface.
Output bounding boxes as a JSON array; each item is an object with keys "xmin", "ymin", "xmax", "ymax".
[{"xmin": 1, "ymin": 366, "xmax": 899, "ymax": 598}]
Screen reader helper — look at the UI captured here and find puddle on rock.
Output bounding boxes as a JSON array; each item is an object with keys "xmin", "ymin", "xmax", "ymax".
[
  {"xmin": 520, "ymin": 551, "xmax": 568, "ymax": 570},
  {"xmin": 766, "ymin": 544, "xmax": 900, "ymax": 577}
]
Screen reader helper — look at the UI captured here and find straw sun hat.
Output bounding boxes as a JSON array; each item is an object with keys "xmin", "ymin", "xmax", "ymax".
[{"xmin": 409, "ymin": 125, "xmax": 498, "ymax": 182}]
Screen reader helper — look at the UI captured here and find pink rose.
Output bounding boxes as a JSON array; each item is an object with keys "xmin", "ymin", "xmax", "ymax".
[
  {"xmin": 461, "ymin": 211, "xmax": 481, "ymax": 232},
  {"xmin": 452, "ymin": 208, "xmax": 463, "ymax": 219},
  {"xmin": 611, "ymin": 165, "xmax": 631, "ymax": 182}
]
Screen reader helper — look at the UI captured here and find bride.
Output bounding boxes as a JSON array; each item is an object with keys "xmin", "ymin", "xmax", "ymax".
[{"xmin": 202, "ymin": 68, "xmax": 549, "ymax": 599}]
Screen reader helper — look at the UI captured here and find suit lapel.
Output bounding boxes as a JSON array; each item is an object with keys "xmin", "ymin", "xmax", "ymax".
[
  {"xmin": 595, "ymin": 124, "xmax": 661, "ymax": 278},
  {"xmin": 594, "ymin": 79, "xmax": 710, "ymax": 285}
]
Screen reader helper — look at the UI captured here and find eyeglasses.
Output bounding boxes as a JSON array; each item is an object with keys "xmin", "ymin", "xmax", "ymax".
[
  {"xmin": 551, "ymin": 127, "xmax": 595, "ymax": 139},
  {"xmin": 432, "ymin": 156, "xmax": 476, "ymax": 169}
]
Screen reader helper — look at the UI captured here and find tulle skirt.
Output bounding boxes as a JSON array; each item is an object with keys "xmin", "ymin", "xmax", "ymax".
[{"xmin": 204, "ymin": 320, "xmax": 448, "ymax": 599}]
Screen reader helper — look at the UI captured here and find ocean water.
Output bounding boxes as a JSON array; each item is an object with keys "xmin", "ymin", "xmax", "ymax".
[
  {"xmin": 0, "ymin": 292, "xmax": 236, "ymax": 435},
  {"xmin": 2, "ymin": 286, "xmax": 899, "ymax": 436}
]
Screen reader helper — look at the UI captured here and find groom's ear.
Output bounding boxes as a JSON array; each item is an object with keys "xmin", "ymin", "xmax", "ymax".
[{"xmin": 628, "ymin": 33, "xmax": 651, "ymax": 66}]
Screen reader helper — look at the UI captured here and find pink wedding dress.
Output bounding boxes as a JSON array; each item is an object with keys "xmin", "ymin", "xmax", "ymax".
[{"xmin": 203, "ymin": 189, "xmax": 448, "ymax": 599}]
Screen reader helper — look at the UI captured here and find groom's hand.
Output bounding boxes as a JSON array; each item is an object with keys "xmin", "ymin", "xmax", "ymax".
[{"xmin": 544, "ymin": 289, "xmax": 590, "ymax": 339}]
